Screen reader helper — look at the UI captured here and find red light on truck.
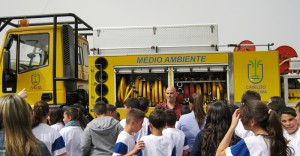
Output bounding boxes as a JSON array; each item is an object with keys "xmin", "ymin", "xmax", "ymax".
[{"xmin": 19, "ymin": 19, "xmax": 28, "ymax": 27}]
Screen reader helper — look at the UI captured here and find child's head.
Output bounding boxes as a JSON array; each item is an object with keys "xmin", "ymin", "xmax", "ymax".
[
  {"xmin": 180, "ymin": 105, "xmax": 191, "ymax": 116},
  {"xmin": 126, "ymin": 109, "xmax": 145, "ymax": 133},
  {"xmin": 268, "ymin": 101, "xmax": 285, "ymax": 114},
  {"xmin": 106, "ymin": 104, "xmax": 118, "ymax": 119},
  {"xmin": 93, "ymin": 102, "xmax": 107, "ymax": 116},
  {"xmin": 138, "ymin": 97, "xmax": 149, "ymax": 113},
  {"xmin": 296, "ymin": 102, "xmax": 300, "ymax": 125},
  {"xmin": 149, "ymin": 109, "xmax": 166, "ymax": 130},
  {"xmin": 205, "ymin": 101, "xmax": 231, "ymax": 130},
  {"xmin": 165, "ymin": 109, "xmax": 176, "ymax": 127},
  {"xmin": 63, "ymin": 107, "xmax": 79, "ymax": 124},
  {"xmin": 241, "ymin": 90, "xmax": 261, "ymax": 104},
  {"xmin": 278, "ymin": 107, "xmax": 298, "ymax": 135},
  {"xmin": 32, "ymin": 100, "xmax": 49, "ymax": 128},
  {"xmin": 124, "ymin": 98, "xmax": 140, "ymax": 113},
  {"xmin": 49, "ymin": 108, "xmax": 64, "ymax": 125}
]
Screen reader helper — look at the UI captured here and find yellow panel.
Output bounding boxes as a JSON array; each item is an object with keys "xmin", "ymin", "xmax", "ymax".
[{"xmin": 233, "ymin": 51, "xmax": 280, "ymax": 102}]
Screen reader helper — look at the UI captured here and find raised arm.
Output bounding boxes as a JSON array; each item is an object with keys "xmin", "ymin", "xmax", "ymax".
[{"xmin": 216, "ymin": 109, "xmax": 240, "ymax": 156}]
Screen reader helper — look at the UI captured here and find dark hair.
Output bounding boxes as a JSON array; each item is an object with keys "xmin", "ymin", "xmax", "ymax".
[
  {"xmin": 190, "ymin": 93, "xmax": 206, "ymax": 129},
  {"xmin": 180, "ymin": 105, "xmax": 191, "ymax": 115},
  {"xmin": 64, "ymin": 107, "xmax": 86, "ymax": 129},
  {"xmin": 149, "ymin": 109, "xmax": 166, "ymax": 129},
  {"xmin": 240, "ymin": 100, "xmax": 291, "ymax": 156},
  {"xmin": 32, "ymin": 101, "xmax": 49, "ymax": 128},
  {"xmin": 227, "ymin": 103, "xmax": 239, "ymax": 116},
  {"xmin": 93, "ymin": 102, "xmax": 107, "ymax": 115},
  {"xmin": 201, "ymin": 102, "xmax": 238, "ymax": 156},
  {"xmin": 154, "ymin": 106, "xmax": 166, "ymax": 111},
  {"xmin": 106, "ymin": 104, "xmax": 116, "ymax": 113},
  {"xmin": 278, "ymin": 107, "xmax": 296, "ymax": 117},
  {"xmin": 165, "ymin": 109, "xmax": 177, "ymax": 126},
  {"xmin": 205, "ymin": 102, "xmax": 214, "ymax": 113},
  {"xmin": 124, "ymin": 98, "xmax": 140, "ymax": 110},
  {"xmin": 241, "ymin": 90, "xmax": 261, "ymax": 104},
  {"xmin": 49, "ymin": 108, "xmax": 64, "ymax": 125},
  {"xmin": 270, "ymin": 96, "xmax": 285, "ymax": 104},
  {"xmin": 138, "ymin": 97, "xmax": 149, "ymax": 112},
  {"xmin": 268, "ymin": 100, "xmax": 286, "ymax": 114},
  {"xmin": 126, "ymin": 109, "xmax": 145, "ymax": 124}
]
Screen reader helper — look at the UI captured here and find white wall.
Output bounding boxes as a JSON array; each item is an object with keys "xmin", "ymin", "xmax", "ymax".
[{"xmin": 1, "ymin": 0, "xmax": 299, "ymax": 54}]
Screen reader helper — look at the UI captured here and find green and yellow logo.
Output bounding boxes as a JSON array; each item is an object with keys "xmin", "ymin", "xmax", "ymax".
[{"xmin": 248, "ymin": 59, "xmax": 264, "ymax": 84}]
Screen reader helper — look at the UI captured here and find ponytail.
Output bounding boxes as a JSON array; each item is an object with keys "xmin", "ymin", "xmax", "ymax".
[{"xmin": 32, "ymin": 101, "xmax": 49, "ymax": 128}]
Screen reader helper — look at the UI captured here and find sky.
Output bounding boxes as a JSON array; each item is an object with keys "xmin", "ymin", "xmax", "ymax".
[{"xmin": 0, "ymin": 0, "xmax": 299, "ymax": 55}]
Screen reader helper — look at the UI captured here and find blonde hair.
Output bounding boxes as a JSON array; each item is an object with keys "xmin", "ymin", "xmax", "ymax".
[{"xmin": 0, "ymin": 94, "xmax": 41, "ymax": 156}]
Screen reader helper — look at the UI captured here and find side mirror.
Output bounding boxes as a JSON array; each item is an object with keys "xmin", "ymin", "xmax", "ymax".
[{"xmin": 4, "ymin": 37, "xmax": 13, "ymax": 50}]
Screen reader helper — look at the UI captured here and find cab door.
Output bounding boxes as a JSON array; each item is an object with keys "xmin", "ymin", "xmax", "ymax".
[{"xmin": 16, "ymin": 33, "xmax": 52, "ymax": 104}]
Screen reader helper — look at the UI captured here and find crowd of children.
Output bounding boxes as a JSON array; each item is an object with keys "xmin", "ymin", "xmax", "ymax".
[{"xmin": 0, "ymin": 87, "xmax": 299, "ymax": 156}]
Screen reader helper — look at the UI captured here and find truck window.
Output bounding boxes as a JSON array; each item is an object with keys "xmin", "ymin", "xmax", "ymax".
[
  {"xmin": 83, "ymin": 43, "xmax": 88, "ymax": 67},
  {"xmin": 78, "ymin": 46, "xmax": 83, "ymax": 65},
  {"xmin": 18, "ymin": 34, "xmax": 49, "ymax": 72},
  {"xmin": 9, "ymin": 36, "xmax": 18, "ymax": 71}
]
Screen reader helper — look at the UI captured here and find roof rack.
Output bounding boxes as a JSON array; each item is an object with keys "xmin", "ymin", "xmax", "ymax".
[{"xmin": 0, "ymin": 13, "xmax": 93, "ymax": 36}]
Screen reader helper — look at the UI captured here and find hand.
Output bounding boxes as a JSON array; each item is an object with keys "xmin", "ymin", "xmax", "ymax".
[
  {"xmin": 17, "ymin": 88, "xmax": 27, "ymax": 98},
  {"xmin": 133, "ymin": 141, "xmax": 144, "ymax": 152},
  {"xmin": 230, "ymin": 109, "xmax": 240, "ymax": 129},
  {"xmin": 125, "ymin": 141, "xmax": 145, "ymax": 156}
]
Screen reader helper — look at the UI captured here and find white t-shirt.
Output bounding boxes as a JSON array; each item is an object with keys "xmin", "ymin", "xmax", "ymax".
[
  {"xmin": 225, "ymin": 135, "xmax": 270, "ymax": 156},
  {"xmin": 59, "ymin": 126, "xmax": 83, "ymax": 156},
  {"xmin": 140, "ymin": 134, "xmax": 176, "ymax": 156},
  {"xmin": 113, "ymin": 131, "xmax": 136, "ymax": 156},
  {"xmin": 51, "ymin": 122, "xmax": 64, "ymax": 132},
  {"xmin": 283, "ymin": 127, "xmax": 300, "ymax": 156},
  {"xmin": 163, "ymin": 128, "xmax": 189, "ymax": 156},
  {"xmin": 235, "ymin": 119, "xmax": 254, "ymax": 138},
  {"xmin": 120, "ymin": 117, "xmax": 150, "ymax": 141},
  {"xmin": 32, "ymin": 123, "xmax": 66, "ymax": 156}
]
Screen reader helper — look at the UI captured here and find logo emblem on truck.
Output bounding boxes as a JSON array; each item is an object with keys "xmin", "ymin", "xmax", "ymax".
[
  {"xmin": 248, "ymin": 59, "xmax": 264, "ymax": 84},
  {"xmin": 31, "ymin": 73, "xmax": 40, "ymax": 86}
]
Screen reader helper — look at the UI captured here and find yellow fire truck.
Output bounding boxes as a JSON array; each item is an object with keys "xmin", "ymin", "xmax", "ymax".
[
  {"xmin": 0, "ymin": 13, "xmax": 93, "ymax": 119},
  {"xmin": 0, "ymin": 13, "xmax": 299, "ymax": 119}
]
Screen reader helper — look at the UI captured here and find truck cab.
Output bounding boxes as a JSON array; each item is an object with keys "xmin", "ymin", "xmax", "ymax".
[{"xmin": 0, "ymin": 14, "xmax": 92, "ymax": 117}]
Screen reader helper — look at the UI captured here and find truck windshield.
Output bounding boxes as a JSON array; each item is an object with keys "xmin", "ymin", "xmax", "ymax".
[{"xmin": 18, "ymin": 33, "xmax": 49, "ymax": 72}]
